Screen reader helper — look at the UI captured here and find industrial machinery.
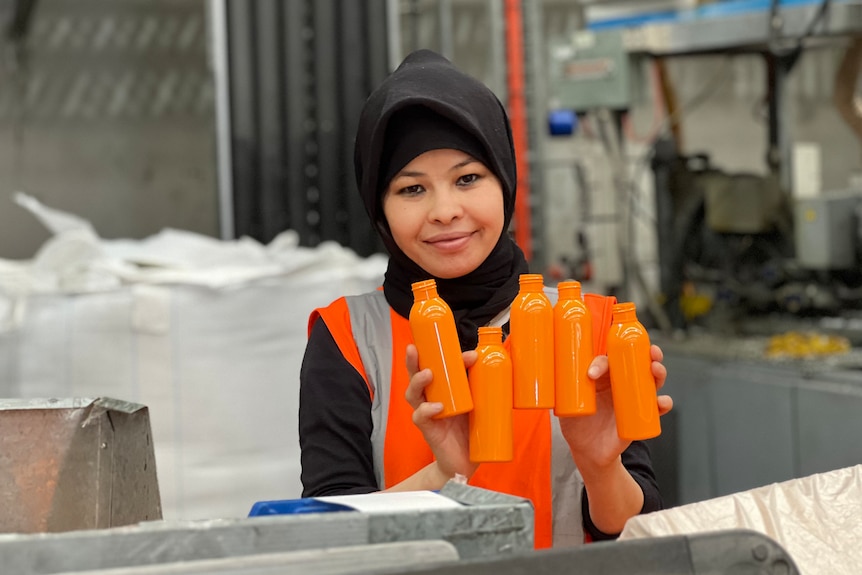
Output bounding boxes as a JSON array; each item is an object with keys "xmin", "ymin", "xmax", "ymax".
[
  {"xmin": 652, "ymin": 141, "xmax": 862, "ymax": 333},
  {"xmin": 546, "ymin": 0, "xmax": 862, "ymax": 337},
  {"xmin": 0, "ymin": 397, "xmax": 162, "ymax": 534}
]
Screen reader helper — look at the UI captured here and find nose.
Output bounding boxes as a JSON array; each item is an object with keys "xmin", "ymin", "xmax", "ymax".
[{"xmin": 428, "ymin": 187, "xmax": 464, "ymax": 224}]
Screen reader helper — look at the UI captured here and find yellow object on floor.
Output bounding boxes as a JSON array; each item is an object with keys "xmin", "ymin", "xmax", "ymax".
[{"xmin": 765, "ymin": 331, "xmax": 851, "ymax": 359}]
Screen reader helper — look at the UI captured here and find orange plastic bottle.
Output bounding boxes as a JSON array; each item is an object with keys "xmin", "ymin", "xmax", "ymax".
[
  {"xmin": 468, "ymin": 327, "xmax": 514, "ymax": 462},
  {"xmin": 553, "ymin": 281, "xmax": 596, "ymax": 417},
  {"xmin": 606, "ymin": 302, "xmax": 661, "ymax": 440},
  {"xmin": 410, "ymin": 279, "xmax": 473, "ymax": 418},
  {"xmin": 510, "ymin": 273, "xmax": 555, "ymax": 409}
]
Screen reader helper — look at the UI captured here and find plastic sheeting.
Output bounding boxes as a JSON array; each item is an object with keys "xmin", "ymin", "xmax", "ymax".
[
  {"xmin": 0, "ymin": 194, "xmax": 387, "ymax": 521},
  {"xmin": 620, "ymin": 464, "xmax": 862, "ymax": 575}
]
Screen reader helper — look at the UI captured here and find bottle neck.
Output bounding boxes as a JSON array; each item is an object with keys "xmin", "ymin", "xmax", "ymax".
[
  {"xmin": 414, "ymin": 286, "xmax": 438, "ymax": 301},
  {"xmin": 411, "ymin": 279, "xmax": 439, "ymax": 301},
  {"xmin": 612, "ymin": 302, "xmax": 637, "ymax": 323},
  {"xmin": 558, "ymin": 284, "xmax": 582, "ymax": 300},
  {"xmin": 519, "ymin": 274, "xmax": 544, "ymax": 292},
  {"xmin": 477, "ymin": 328, "xmax": 503, "ymax": 346},
  {"xmin": 613, "ymin": 309, "xmax": 637, "ymax": 323}
]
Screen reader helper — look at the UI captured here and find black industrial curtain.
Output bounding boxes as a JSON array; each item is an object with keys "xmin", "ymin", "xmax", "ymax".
[{"xmin": 226, "ymin": 0, "xmax": 389, "ymax": 256}]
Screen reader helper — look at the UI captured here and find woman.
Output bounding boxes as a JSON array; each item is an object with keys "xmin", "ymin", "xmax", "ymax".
[{"xmin": 299, "ymin": 49, "xmax": 673, "ymax": 548}]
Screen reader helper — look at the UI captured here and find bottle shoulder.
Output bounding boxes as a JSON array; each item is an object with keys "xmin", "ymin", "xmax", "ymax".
[
  {"xmin": 608, "ymin": 321, "xmax": 649, "ymax": 342},
  {"xmin": 410, "ymin": 296, "xmax": 452, "ymax": 320}
]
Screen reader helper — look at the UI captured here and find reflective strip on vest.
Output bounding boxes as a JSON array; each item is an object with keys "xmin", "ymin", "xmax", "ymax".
[
  {"xmin": 345, "ymin": 291, "xmax": 393, "ymax": 491},
  {"xmin": 338, "ymin": 290, "xmax": 585, "ymax": 548}
]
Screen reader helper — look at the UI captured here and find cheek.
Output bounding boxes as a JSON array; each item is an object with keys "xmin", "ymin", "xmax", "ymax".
[
  {"xmin": 485, "ymin": 195, "xmax": 506, "ymax": 237},
  {"xmin": 382, "ymin": 202, "xmax": 414, "ymax": 246},
  {"xmin": 381, "ymin": 197, "xmax": 399, "ymax": 233}
]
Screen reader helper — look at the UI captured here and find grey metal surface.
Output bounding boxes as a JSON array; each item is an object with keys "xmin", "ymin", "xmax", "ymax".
[
  {"xmin": 796, "ymin": 380, "xmax": 862, "ymax": 477},
  {"xmin": 60, "ymin": 542, "xmax": 460, "ymax": 575},
  {"xmin": 0, "ymin": 482, "xmax": 532, "ymax": 574},
  {"xmin": 658, "ymin": 334, "xmax": 862, "ymax": 505},
  {"xmin": 621, "ymin": 1, "xmax": 862, "ymax": 56},
  {"xmin": 368, "ymin": 529, "xmax": 800, "ymax": 575},
  {"xmin": 524, "ymin": 0, "xmax": 549, "ymax": 269},
  {"xmin": 709, "ymin": 362, "xmax": 796, "ymax": 497},
  {"xmin": 0, "ymin": 513, "xmax": 369, "ymax": 575},
  {"xmin": 686, "ymin": 529, "xmax": 798, "ymax": 575},
  {"xmin": 548, "ymin": 29, "xmax": 632, "ymax": 111},
  {"xmin": 438, "ymin": 0, "xmax": 454, "ymax": 60},
  {"xmin": 486, "ymin": 0, "xmax": 507, "ymax": 105},
  {"xmin": 794, "ymin": 192, "xmax": 862, "ymax": 270},
  {"xmin": 369, "ymin": 482, "xmax": 534, "ymax": 559},
  {"xmin": 0, "ymin": 397, "xmax": 161, "ymax": 534},
  {"xmin": 387, "ymin": 0, "xmax": 402, "ymax": 70},
  {"xmin": 209, "ymin": 0, "xmax": 235, "ymax": 241},
  {"xmin": 655, "ymin": 354, "xmax": 716, "ymax": 506}
]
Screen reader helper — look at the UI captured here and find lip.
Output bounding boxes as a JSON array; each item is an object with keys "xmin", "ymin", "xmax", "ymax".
[{"xmin": 424, "ymin": 232, "xmax": 474, "ymax": 252}]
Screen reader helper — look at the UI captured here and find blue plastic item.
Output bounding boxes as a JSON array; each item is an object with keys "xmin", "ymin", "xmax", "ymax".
[
  {"xmin": 548, "ymin": 109, "xmax": 578, "ymax": 136},
  {"xmin": 248, "ymin": 497, "xmax": 356, "ymax": 517},
  {"xmin": 588, "ymin": 0, "xmax": 834, "ymax": 31}
]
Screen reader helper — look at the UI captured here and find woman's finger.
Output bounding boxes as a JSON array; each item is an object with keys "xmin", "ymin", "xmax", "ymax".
[
  {"xmin": 657, "ymin": 394, "xmax": 674, "ymax": 415},
  {"xmin": 405, "ymin": 344, "xmax": 419, "ymax": 378},
  {"xmin": 405, "ymin": 367, "xmax": 433, "ymax": 409},
  {"xmin": 651, "ymin": 360, "xmax": 667, "ymax": 390},
  {"xmin": 650, "ymin": 344, "xmax": 664, "ymax": 362},
  {"xmin": 461, "ymin": 349, "xmax": 478, "ymax": 370},
  {"xmin": 587, "ymin": 354, "xmax": 609, "ymax": 380},
  {"xmin": 412, "ymin": 401, "xmax": 444, "ymax": 426}
]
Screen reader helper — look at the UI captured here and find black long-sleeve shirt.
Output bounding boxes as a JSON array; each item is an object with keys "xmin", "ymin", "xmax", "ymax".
[{"xmin": 299, "ymin": 318, "xmax": 663, "ymax": 541}]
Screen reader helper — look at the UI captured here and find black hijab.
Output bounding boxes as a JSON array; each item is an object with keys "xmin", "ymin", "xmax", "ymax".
[{"xmin": 353, "ymin": 49, "xmax": 529, "ymax": 351}]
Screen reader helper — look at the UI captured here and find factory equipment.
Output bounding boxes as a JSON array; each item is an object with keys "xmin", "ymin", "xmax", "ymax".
[
  {"xmin": 0, "ymin": 486, "xmax": 802, "ymax": 575},
  {"xmin": 548, "ymin": 29, "xmax": 631, "ymax": 113},
  {"xmin": 0, "ymin": 481, "xmax": 535, "ymax": 574},
  {"xmin": 795, "ymin": 191, "xmax": 862, "ymax": 269},
  {"xmin": 546, "ymin": 0, "xmax": 862, "ymax": 335},
  {"xmin": 0, "ymin": 397, "xmax": 162, "ymax": 533},
  {"xmin": 0, "ymin": 401, "xmax": 806, "ymax": 574},
  {"xmin": 652, "ymin": 141, "xmax": 862, "ymax": 332}
]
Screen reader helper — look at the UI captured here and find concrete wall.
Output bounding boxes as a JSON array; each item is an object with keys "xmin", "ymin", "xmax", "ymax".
[{"xmin": 0, "ymin": 0, "xmax": 217, "ymax": 261}]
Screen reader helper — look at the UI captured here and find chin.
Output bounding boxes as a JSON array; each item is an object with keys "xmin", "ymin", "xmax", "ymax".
[
  {"xmin": 426, "ymin": 261, "xmax": 481, "ymax": 280},
  {"xmin": 431, "ymin": 271, "xmax": 462, "ymax": 280}
]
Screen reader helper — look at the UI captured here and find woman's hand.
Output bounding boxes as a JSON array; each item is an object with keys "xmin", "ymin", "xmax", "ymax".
[
  {"xmin": 559, "ymin": 344, "xmax": 673, "ymax": 470},
  {"xmin": 405, "ymin": 344, "xmax": 479, "ymax": 481}
]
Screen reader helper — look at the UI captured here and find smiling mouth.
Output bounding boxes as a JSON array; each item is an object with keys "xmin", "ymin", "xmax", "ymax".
[{"xmin": 426, "ymin": 233, "xmax": 473, "ymax": 252}]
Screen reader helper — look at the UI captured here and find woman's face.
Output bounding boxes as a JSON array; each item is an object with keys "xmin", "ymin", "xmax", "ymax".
[{"xmin": 382, "ymin": 148, "xmax": 505, "ymax": 279}]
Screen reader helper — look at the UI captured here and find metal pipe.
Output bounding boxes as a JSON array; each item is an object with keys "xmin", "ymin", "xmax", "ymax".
[
  {"xmin": 386, "ymin": 0, "xmax": 402, "ymax": 71},
  {"xmin": 487, "ymin": 0, "xmax": 507, "ymax": 102},
  {"xmin": 209, "ymin": 0, "xmax": 235, "ymax": 240},
  {"xmin": 439, "ymin": 0, "xmax": 454, "ymax": 61}
]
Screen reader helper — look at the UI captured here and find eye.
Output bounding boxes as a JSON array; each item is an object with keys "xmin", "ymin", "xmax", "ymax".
[
  {"xmin": 457, "ymin": 173, "xmax": 480, "ymax": 186},
  {"xmin": 397, "ymin": 184, "xmax": 425, "ymax": 196}
]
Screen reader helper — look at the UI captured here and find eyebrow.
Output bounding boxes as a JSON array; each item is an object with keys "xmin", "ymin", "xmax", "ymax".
[{"xmin": 395, "ymin": 157, "xmax": 478, "ymax": 179}]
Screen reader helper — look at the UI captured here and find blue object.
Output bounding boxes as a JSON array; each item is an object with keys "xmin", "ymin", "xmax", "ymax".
[
  {"xmin": 588, "ymin": 0, "xmax": 835, "ymax": 31},
  {"xmin": 548, "ymin": 109, "xmax": 578, "ymax": 136},
  {"xmin": 248, "ymin": 497, "xmax": 356, "ymax": 517}
]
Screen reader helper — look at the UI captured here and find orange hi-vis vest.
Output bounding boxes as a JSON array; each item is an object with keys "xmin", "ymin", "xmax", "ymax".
[{"xmin": 309, "ymin": 289, "xmax": 590, "ymax": 549}]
